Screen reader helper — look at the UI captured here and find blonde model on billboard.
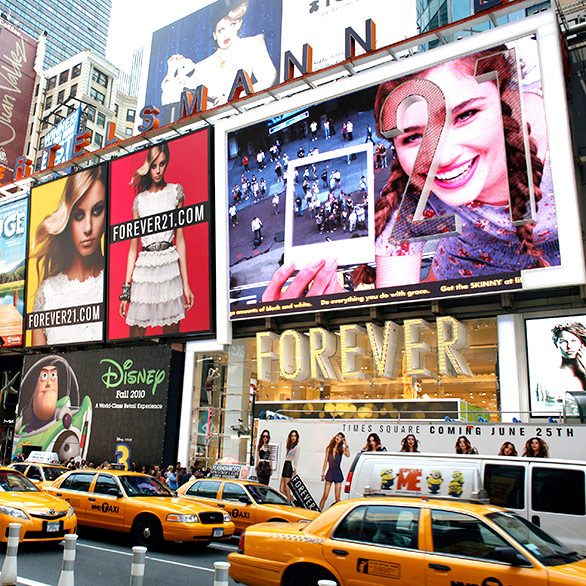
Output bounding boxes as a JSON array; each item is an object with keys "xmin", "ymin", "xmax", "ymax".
[
  {"xmin": 31, "ymin": 166, "xmax": 106, "ymax": 345},
  {"xmin": 161, "ymin": 0, "xmax": 277, "ymax": 108},
  {"xmin": 119, "ymin": 143, "xmax": 194, "ymax": 336}
]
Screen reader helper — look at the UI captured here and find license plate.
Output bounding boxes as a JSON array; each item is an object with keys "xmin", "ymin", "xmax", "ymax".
[
  {"xmin": 46, "ymin": 522, "xmax": 60, "ymax": 533},
  {"xmin": 212, "ymin": 528, "xmax": 224, "ymax": 537}
]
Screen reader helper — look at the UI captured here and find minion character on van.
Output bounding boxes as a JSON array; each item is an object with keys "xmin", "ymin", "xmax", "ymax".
[
  {"xmin": 448, "ymin": 471, "xmax": 464, "ymax": 497},
  {"xmin": 427, "ymin": 470, "xmax": 443, "ymax": 494},
  {"xmin": 380, "ymin": 468, "xmax": 396, "ymax": 490}
]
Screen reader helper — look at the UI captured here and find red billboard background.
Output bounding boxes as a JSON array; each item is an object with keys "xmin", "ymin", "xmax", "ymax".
[
  {"xmin": 107, "ymin": 130, "xmax": 213, "ymax": 341},
  {"xmin": 0, "ymin": 17, "xmax": 37, "ymax": 175}
]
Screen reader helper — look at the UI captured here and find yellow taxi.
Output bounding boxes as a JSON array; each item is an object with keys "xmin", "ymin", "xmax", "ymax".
[
  {"xmin": 45, "ymin": 469, "xmax": 235, "ymax": 547},
  {"xmin": 228, "ymin": 497, "xmax": 586, "ymax": 586},
  {"xmin": 10, "ymin": 462, "xmax": 69, "ymax": 490},
  {"xmin": 177, "ymin": 478, "xmax": 319, "ymax": 533},
  {"xmin": 0, "ymin": 467, "xmax": 76, "ymax": 542}
]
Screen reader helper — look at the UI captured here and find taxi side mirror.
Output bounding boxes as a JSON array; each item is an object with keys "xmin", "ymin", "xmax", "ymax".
[
  {"xmin": 238, "ymin": 496, "xmax": 252, "ymax": 505},
  {"xmin": 108, "ymin": 488, "xmax": 122, "ymax": 498},
  {"xmin": 492, "ymin": 547, "xmax": 530, "ymax": 567}
]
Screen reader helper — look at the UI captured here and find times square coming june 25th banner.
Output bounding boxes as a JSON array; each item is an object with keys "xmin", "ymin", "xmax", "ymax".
[
  {"xmin": 24, "ymin": 165, "xmax": 109, "ymax": 348},
  {"xmin": 223, "ymin": 16, "xmax": 583, "ymax": 320},
  {"xmin": 107, "ymin": 129, "xmax": 214, "ymax": 343},
  {"xmin": 13, "ymin": 345, "xmax": 182, "ymax": 467}
]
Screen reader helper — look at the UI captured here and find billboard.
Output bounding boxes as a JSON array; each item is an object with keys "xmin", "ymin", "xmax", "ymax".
[
  {"xmin": 40, "ymin": 107, "xmax": 82, "ymax": 170},
  {"xmin": 219, "ymin": 13, "xmax": 584, "ymax": 320},
  {"xmin": 144, "ymin": 0, "xmax": 417, "ymax": 125},
  {"xmin": 0, "ymin": 196, "xmax": 27, "ymax": 347},
  {"xmin": 257, "ymin": 419, "xmax": 585, "ymax": 509},
  {"xmin": 24, "ymin": 165, "xmax": 108, "ymax": 347},
  {"xmin": 526, "ymin": 315, "xmax": 586, "ymax": 416},
  {"xmin": 0, "ymin": 17, "xmax": 37, "ymax": 177},
  {"xmin": 107, "ymin": 129, "xmax": 214, "ymax": 342},
  {"xmin": 13, "ymin": 346, "xmax": 176, "ymax": 467},
  {"xmin": 146, "ymin": 0, "xmax": 283, "ymax": 124}
]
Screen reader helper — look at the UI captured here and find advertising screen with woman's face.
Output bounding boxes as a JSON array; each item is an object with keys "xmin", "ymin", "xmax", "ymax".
[
  {"xmin": 106, "ymin": 130, "xmax": 214, "ymax": 342},
  {"xmin": 24, "ymin": 165, "xmax": 108, "ymax": 347},
  {"xmin": 223, "ymin": 24, "xmax": 581, "ymax": 321}
]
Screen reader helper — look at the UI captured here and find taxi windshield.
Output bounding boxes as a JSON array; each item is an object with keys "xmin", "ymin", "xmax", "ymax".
[
  {"xmin": 246, "ymin": 484, "xmax": 291, "ymax": 506},
  {"xmin": 487, "ymin": 512, "xmax": 584, "ymax": 566},
  {"xmin": 0, "ymin": 470, "xmax": 39, "ymax": 492},
  {"xmin": 119, "ymin": 475, "xmax": 174, "ymax": 497},
  {"xmin": 43, "ymin": 467, "xmax": 68, "ymax": 481}
]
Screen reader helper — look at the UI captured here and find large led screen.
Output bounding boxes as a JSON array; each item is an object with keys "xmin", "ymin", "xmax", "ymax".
[
  {"xmin": 14, "ymin": 346, "xmax": 176, "ymax": 467},
  {"xmin": 222, "ymin": 15, "xmax": 582, "ymax": 320},
  {"xmin": 107, "ymin": 130, "xmax": 214, "ymax": 342},
  {"xmin": 0, "ymin": 196, "xmax": 27, "ymax": 347},
  {"xmin": 25, "ymin": 165, "xmax": 108, "ymax": 347},
  {"xmin": 526, "ymin": 315, "xmax": 586, "ymax": 416}
]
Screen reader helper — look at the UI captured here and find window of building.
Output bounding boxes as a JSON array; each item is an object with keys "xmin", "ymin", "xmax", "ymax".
[
  {"xmin": 90, "ymin": 87, "xmax": 105, "ymax": 104},
  {"xmin": 34, "ymin": 84, "xmax": 39, "ymax": 97},
  {"xmin": 58, "ymin": 70, "xmax": 68, "ymax": 85},
  {"xmin": 92, "ymin": 68, "xmax": 108, "ymax": 88},
  {"xmin": 125, "ymin": 127, "xmax": 133, "ymax": 136},
  {"xmin": 57, "ymin": 89, "xmax": 65, "ymax": 104},
  {"xmin": 86, "ymin": 106, "xmax": 96, "ymax": 123},
  {"xmin": 44, "ymin": 95, "xmax": 52, "ymax": 110},
  {"xmin": 94, "ymin": 132, "xmax": 103, "ymax": 148},
  {"xmin": 70, "ymin": 84, "xmax": 77, "ymax": 98},
  {"xmin": 46, "ymin": 76, "xmax": 56, "ymax": 90},
  {"xmin": 114, "ymin": 103, "xmax": 119, "ymax": 116},
  {"xmin": 126, "ymin": 109, "xmax": 136, "ymax": 122},
  {"xmin": 35, "ymin": 158, "xmax": 42, "ymax": 172},
  {"xmin": 39, "ymin": 136, "xmax": 45, "ymax": 149},
  {"xmin": 96, "ymin": 111, "xmax": 106, "ymax": 128},
  {"xmin": 41, "ymin": 120, "xmax": 49, "ymax": 131},
  {"xmin": 71, "ymin": 63, "xmax": 82, "ymax": 78}
]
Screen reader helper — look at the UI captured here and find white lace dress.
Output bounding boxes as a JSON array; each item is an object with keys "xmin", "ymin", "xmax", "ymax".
[
  {"xmin": 32, "ymin": 271, "xmax": 104, "ymax": 344},
  {"xmin": 125, "ymin": 183, "xmax": 185, "ymax": 328}
]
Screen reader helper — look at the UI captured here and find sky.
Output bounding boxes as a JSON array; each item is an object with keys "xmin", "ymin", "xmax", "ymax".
[{"xmin": 106, "ymin": 0, "xmax": 210, "ymax": 71}]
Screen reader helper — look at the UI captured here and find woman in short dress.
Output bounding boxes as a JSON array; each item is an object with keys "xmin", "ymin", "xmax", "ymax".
[
  {"xmin": 119, "ymin": 143, "xmax": 194, "ymax": 336},
  {"xmin": 255, "ymin": 429, "xmax": 272, "ymax": 486},
  {"xmin": 280, "ymin": 430, "xmax": 299, "ymax": 500},
  {"xmin": 319, "ymin": 432, "xmax": 350, "ymax": 511}
]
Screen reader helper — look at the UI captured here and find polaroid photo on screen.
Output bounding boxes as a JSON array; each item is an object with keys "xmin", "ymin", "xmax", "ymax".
[{"xmin": 284, "ymin": 142, "xmax": 375, "ymax": 268}]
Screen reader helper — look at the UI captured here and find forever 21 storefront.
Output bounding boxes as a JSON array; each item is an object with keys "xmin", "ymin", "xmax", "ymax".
[{"xmin": 180, "ymin": 10, "xmax": 586, "ymax": 469}]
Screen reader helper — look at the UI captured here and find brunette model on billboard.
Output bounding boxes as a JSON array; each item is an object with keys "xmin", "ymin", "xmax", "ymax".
[
  {"xmin": 161, "ymin": 0, "xmax": 277, "ymax": 109},
  {"xmin": 119, "ymin": 144, "xmax": 194, "ymax": 336},
  {"xmin": 30, "ymin": 167, "xmax": 106, "ymax": 346}
]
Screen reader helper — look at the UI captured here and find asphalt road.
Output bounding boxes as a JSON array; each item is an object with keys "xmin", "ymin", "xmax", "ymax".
[{"xmin": 6, "ymin": 529, "xmax": 239, "ymax": 586}]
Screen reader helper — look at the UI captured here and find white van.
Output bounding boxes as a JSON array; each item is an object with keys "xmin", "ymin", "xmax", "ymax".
[{"xmin": 344, "ymin": 452, "xmax": 586, "ymax": 554}]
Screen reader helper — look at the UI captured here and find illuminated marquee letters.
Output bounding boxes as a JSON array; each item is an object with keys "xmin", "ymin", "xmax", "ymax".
[{"xmin": 256, "ymin": 317, "xmax": 472, "ymax": 382}]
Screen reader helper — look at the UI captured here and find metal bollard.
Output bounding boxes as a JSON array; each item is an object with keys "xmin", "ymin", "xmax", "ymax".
[
  {"xmin": 213, "ymin": 561, "xmax": 230, "ymax": 586},
  {"xmin": 130, "ymin": 546, "xmax": 147, "ymax": 586},
  {"xmin": 0, "ymin": 523, "xmax": 20, "ymax": 586},
  {"xmin": 317, "ymin": 581, "xmax": 338, "ymax": 586},
  {"xmin": 57, "ymin": 534, "xmax": 78, "ymax": 586}
]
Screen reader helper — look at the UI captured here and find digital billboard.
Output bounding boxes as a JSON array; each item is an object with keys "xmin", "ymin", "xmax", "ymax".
[
  {"xmin": 107, "ymin": 129, "xmax": 214, "ymax": 342},
  {"xmin": 145, "ymin": 0, "xmax": 283, "ymax": 124},
  {"xmin": 25, "ymin": 165, "xmax": 108, "ymax": 347},
  {"xmin": 526, "ymin": 314, "xmax": 586, "ymax": 416},
  {"xmin": 40, "ymin": 107, "xmax": 82, "ymax": 170},
  {"xmin": 0, "ymin": 196, "xmax": 27, "ymax": 347},
  {"xmin": 13, "ymin": 345, "xmax": 178, "ymax": 467},
  {"xmin": 218, "ymin": 13, "xmax": 584, "ymax": 320},
  {"xmin": 0, "ymin": 17, "xmax": 37, "ymax": 177}
]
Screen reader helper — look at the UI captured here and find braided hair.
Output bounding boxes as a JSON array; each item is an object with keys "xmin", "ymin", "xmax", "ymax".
[{"xmin": 353, "ymin": 46, "xmax": 546, "ymax": 287}]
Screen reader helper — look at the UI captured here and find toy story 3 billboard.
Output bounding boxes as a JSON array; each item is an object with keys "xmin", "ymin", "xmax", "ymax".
[{"xmin": 14, "ymin": 345, "xmax": 180, "ymax": 467}]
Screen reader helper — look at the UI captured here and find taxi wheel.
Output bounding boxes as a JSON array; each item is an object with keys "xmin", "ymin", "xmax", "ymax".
[
  {"xmin": 131, "ymin": 515, "xmax": 163, "ymax": 548},
  {"xmin": 286, "ymin": 566, "xmax": 336, "ymax": 586}
]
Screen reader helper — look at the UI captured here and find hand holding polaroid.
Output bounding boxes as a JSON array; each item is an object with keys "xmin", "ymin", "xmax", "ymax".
[{"xmin": 284, "ymin": 143, "xmax": 375, "ymax": 268}]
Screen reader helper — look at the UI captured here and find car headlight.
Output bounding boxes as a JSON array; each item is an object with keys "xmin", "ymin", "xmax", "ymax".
[
  {"xmin": 68, "ymin": 506, "xmax": 75, "ymax": 518},
  {"xmin": 0, "ymin": 506, "xmax": 29, "ymax": 520},
  {"xmin": 166, "ymin": 513, "xmax": 199, "ymax": 523},
  {"xmin": 223, "ymin": 513, "xmax": 232, "ymax": 523}
]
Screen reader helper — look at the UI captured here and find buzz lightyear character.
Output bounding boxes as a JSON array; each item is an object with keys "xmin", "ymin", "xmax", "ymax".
[
  {"xmin": 380, "ymin": 468, "xmax": 395, "ymax": 490},
  {"xmin": 427, "ymin": 470, "xmax": 443, "ymax": 494},
  {"xmin": 13, "ymin": 356, "xmax": 92, "ymax": 462}
]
